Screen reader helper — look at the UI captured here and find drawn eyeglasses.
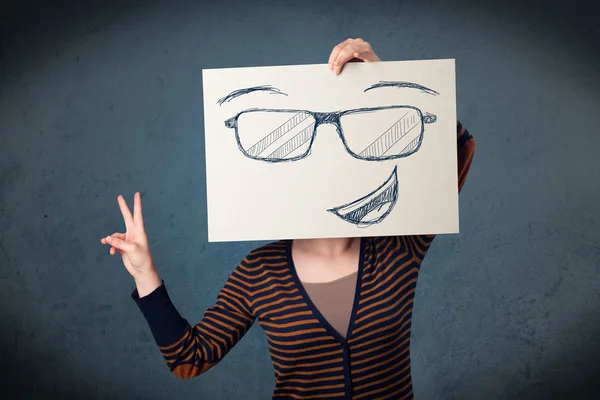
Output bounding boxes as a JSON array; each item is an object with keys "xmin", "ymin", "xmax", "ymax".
[{"xmin": 224, "ymin": 105, "xmax": 437, "ymax": 163}]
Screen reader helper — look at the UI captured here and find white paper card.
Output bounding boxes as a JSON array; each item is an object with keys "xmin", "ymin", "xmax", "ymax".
[{"xmin": 202, "ymin": 59, "xmax": 458, "ymax": 242}]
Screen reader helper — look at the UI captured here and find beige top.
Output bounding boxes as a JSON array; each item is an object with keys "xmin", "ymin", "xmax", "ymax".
[{"xmin": 302, "ymin": 271, "xmax": 358, "ymax": 339}]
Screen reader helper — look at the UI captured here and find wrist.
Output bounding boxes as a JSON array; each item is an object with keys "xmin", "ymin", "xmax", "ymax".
[{"xmin": 134, "ymin": 270, "xmax": 162, "ymax": 298}]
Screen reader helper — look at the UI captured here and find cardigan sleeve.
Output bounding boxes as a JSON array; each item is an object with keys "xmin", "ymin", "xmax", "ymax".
[{"xmin": 132, "ymin": 262, "xmax": 255, "ymax": 378}]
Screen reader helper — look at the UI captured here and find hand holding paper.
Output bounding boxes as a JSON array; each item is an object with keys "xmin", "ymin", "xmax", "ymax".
[{"xmin": 328, "ymin": 38, "xmax": 382, "ymax": 74}]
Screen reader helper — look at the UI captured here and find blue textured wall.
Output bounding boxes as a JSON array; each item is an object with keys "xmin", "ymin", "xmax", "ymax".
[{"xmin": 1, "ymin": 0, "xmax": 599, "ymax": 398}]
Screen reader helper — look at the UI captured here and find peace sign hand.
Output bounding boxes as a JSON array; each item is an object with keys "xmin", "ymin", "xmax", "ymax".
[{"xmin": 101, "ymin": 192, "xmax": 161, "ymax": 296}]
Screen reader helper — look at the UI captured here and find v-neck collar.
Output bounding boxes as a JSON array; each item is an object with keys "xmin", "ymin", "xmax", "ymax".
[{"xmin": 285, "ymin": 238, "xmax": 367, "ymax": 343}]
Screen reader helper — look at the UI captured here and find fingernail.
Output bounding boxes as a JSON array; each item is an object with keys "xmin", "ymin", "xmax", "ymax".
[{"xmin": 106, "ymin": 236, "xmax": 111, "ymax": 242}]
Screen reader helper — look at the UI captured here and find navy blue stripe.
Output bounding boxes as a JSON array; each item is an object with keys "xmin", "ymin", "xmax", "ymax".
[{"xmin": 458, "ymin": 129, "xmax": 473, "ymax": 150}]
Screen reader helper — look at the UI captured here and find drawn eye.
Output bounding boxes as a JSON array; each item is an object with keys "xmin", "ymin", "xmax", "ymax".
[
  {"xmin": 327, "ymin": 166, "xmax": 398, "ymax": 227},
  {"xmin": 236, "ymin": 111, "xmax": 316, "ymax": 162},
  {"xmin": 340, "ymin": 107, "xmax": 424, "ymax": 160}
]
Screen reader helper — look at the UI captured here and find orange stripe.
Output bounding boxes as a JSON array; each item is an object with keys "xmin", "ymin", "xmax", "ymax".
[
  {"xmin": 195, "ymin": 326, "xmax": 225, "ymax": 359},
  {"xmin": 249, "ymin": 280, "xmax": 296, "ymax": 298},
  {"xmin": 269, "ymin": 310, "xmax": 314, "ymax": 320},
  {"xmin": 272, "ymin": 357, "xmax": 343, "ymax": 370},
  {"xmin": 409, "ymin": 235, "xmax": 431, "ymax": 257},
  {"xmin": 239, "ymin": 260, "xmax": 287, "ymax": 272},
  {"xmin": 272, "ymin": 391, "xmax": 345, "ymax": 399},
  {"xmin": 350, "ymin": 317, "xmax": 411, "ymax": 351},
  {"xmin": 363, "ymin": 380, "xmax": 413, "ymax": 400},
  {"xmin": 203, "ymin": 315, "xmax": 237, "ymax": 336},
  {"xmin": 262, "ymin": 327, "xmax": 327, "ymax": 338},
  {"xmin": 268, "ymin": 342, "xmax": 340, "ymax": 354},
  {"xmin": 219, "ymin": 290, "xmax": 251, "ymax": 313},
  {"xmin": 261, "ymin": 318, "xmax": 320, "ymax": 329},
  {"xmin": 374, "ymin": 237, "xmax": 394, "ymax": 254},
  {"xmin": 359, "ymin": 264, "xmax": 418, "ymax": 307},
  {"xmin": 361, "ymin": 249, "xmax": 412, "ymax": 292},
  {"xmin": 355, "ymin": 276, "xmax": 418, "ymax": 322},
  {"xmin": 171, "ymin": 361, "xmax": 215, "ymax": 378},
  {"xmin": 359, "ymin": 257, "xmax": 415, "ymax": 298},
  {"xmin": 353, "ymin": 362, "xmax": 411, "ymax": 397},
  {"xmin": 245, "ymin": 254, "xmax": 286, "ymax": 262},
  {"xmin": 267, "ymin": 335, "xmax": 334, "ymax": 347},
  {"xmin": 206, "ymin": 304, "xmax": 252, "ymax": 326},
  {"xmin": 275, "ymin": 375, "xmax": 344, "ymax": 384},
  {"xmin": 235, "ymin": 268, "xmax": 291, "ymax": 283},
  {"xmin": 223, "ymin": 280, "xmax": 254, "ymax": 298},
  {"xmin": 270, "ymin": 348, "xmax": 342, "ymax": 362},
  {"xmin": 351, "ymin": 297, "xmax": 415, "ymax": 339},
  {"xmin": 400, "ymin": 236, "xmax": 412, "ymax": 253},
  {"xmin": 352, "ymin": 342, "xmax": 410, "ymax": 374},
  {"xmin": 254, "ymin": 295, "xmax": 304, "ymax": 313},
  {"xmin": 275, "ymin": 366, "xmax": 344, "ymax": 378},
  {"xmin": 163, "ymin": 336, "xmax": 196, "ymax": 359},
  {"xmin": 352, "ymin": 327, "xmax": 410, "ymax": 358},
  {"xmin": 250, "ymin": 288, "xmax": 301, "ymax": 307},
  {"xmin": 413, "ymin": 233, "xmax": 430, "ymax": 247},
  {"xmin": 373, "ymin": 239, "xmax": 397, "ymax": 266},
  {"xmin": 245, "ymin": 247, "xmax": 286, "ymax": 261},
  {"xmin": 406, "ymin": 234, "xmax": 418, "ymax": 256},
  {"xmin": 259, "ymin": 302, "xmax": 307, "ymax": 318},
  {"xmin": 159, "ymin": 328, "xmax": 190, "ymax": 352},
  {"xmin": 275, "ymin": 383, "xmax": 345, "ymax": 392}
]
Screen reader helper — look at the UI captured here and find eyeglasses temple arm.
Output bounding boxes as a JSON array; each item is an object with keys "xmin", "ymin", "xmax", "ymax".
[
  {"xmin": 423, "ymin": 112, "xmax": 437, "ymax": 124},
  {"xmin": 224, "ymin": 117, "xmax": 237, "ymax": 129}
]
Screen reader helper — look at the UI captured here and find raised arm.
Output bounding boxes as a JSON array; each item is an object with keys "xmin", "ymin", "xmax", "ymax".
[
  {"xmin": 409, "ymin": 121, "xmax": 476, "ymax": 258},
  {"xmin": 101, "ymin": 193, "xmax": 255, "ymax": 378},
  {"xmin": 328, "ymin": 38, "xmax": 477, "ymax": 260},
  {"xmin": 456, "ymin": 120, "xmax": 476, "ymax": 192},
  {"xmin": 131, "ymin": 267, "xmax": 255, "ymax": 378}
]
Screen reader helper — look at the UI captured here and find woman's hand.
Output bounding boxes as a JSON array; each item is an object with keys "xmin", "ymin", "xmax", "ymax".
[
  {"xmin": 101, "ymin": 192, "xmax": 161, "ymax": 297},
  {"xmin": 328, "ymin": 38, "xmax": 381, "ymax": 75}
]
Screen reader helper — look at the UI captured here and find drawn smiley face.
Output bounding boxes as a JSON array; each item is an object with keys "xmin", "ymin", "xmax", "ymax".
[{"xmin": 219, "ymin": 81, "xmax": 439, "ymax": 228}]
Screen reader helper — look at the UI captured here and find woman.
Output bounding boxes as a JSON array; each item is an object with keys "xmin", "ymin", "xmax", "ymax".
[{"xmin": 102, "ymin": 38, "xmax": 476, "ymax": 399}]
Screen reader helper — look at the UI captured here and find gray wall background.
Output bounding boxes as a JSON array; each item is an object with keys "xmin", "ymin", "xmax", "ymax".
[{"xmin": 1, "ymin": 0, "xmax": 599, "ymax": 398}]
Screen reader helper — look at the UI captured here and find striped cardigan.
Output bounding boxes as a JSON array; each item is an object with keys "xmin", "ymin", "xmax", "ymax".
[{"xmin": 133, "ymin": 122, "xmax": 476, "ymax": 399}]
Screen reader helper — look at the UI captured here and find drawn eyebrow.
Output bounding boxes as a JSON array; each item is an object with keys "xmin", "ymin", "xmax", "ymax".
[
  {"xmin": 217, "ymin": 85, "xmax": 288, "ymax": 105},
  {"xmin": 364, "ymin": 81, "xmax": 440, "ymax": 96}
]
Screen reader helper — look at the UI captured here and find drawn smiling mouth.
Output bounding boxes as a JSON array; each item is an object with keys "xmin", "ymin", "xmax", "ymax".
[{"xmin": 327, "ymin": 166, "xmax": 399, "ymax": 227}]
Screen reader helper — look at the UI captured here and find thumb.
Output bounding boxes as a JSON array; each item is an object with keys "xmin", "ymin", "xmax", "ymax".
[{"xmin": 106, "ymin": 236, "xmax": 136, "ymax": 253}]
